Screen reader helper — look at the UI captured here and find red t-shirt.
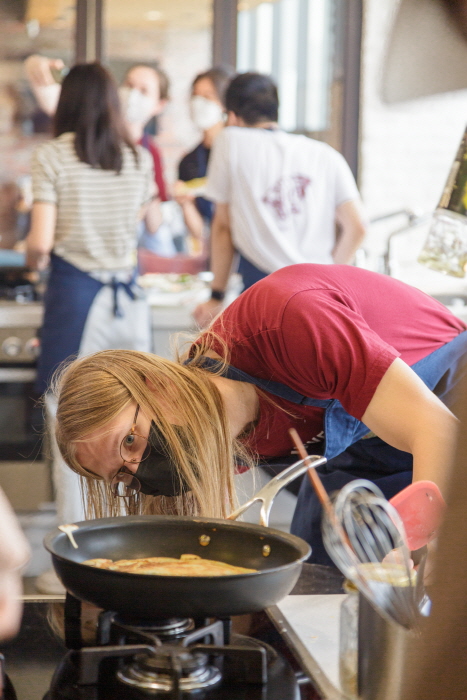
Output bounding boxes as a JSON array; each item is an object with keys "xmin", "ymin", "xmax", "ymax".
[{"xmin": 208, "ymin": 264, "xmax": 466, "ymax": 459}]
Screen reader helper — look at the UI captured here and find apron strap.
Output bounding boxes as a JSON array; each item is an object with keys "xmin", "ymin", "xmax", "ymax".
[
  {"xmin": 193, "ymin": 356, "xmax": 331, "ymax": 408},
  {"xmin": 110, "ymin": 278, "xmax": 137, "ymax": 318}
]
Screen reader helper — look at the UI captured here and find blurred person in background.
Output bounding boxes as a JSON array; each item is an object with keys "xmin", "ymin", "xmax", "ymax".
[
  {"xmin": 380, "ymin": 0, "xmax": 467, "ymax": 694},
  {"xmin": 194, "ymin": 72, "xmax": 368, "ymax": 327},
  {"xmin": 25, "ymin": 63, "xmax": 155, "ymax": 595},
  {"xmin": 402, "ymin": 381, "xmax": 467, "ymax": 697},
  {"xmin": 24, "ymin": 56, "xmax": 168, "ymax": 247},
  {"xmin": 0, "ymin": 487, "xmax": 30, "ymax": 642},
  {"xmin": 26, "ymin": 62, "xmax": 156, "ymax": 395},
  {"xmin": 174, "ymin": 67, "xmax": 234, "ymax": 249}
]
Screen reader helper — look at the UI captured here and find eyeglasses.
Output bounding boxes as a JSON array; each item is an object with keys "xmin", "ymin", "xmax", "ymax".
[{"xmin": 110, "ymin": 405, "xmax": 151, "ymax": 498}]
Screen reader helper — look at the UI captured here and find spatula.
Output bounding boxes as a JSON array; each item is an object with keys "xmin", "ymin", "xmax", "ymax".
[{"xmin": 389, "ymin": 481, "xmax": 446, "ymax": 551}]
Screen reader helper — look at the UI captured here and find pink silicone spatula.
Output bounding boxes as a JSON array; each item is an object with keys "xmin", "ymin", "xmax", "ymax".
[{"xmin": 389, "ymin": 480, "xmax": 446, "ymax": 551}]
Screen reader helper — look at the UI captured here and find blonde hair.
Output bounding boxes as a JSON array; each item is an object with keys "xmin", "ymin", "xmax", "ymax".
[{"xmin": 52, "ymin": 342, "xmax": 255, "ymax": 520}]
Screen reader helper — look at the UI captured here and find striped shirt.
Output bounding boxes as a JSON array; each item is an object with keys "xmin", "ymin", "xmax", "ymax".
[{"xmin": 32, "ymin": 132, "xmax": 155, "ymax": 271}]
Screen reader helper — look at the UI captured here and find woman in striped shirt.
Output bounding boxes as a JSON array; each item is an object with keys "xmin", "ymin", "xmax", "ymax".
[{"xmin": 26, "ymin": 62, "xmax": 156, "ymax": 396}]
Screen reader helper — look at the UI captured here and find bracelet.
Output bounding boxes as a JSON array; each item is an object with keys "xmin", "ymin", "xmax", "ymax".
[{"xmin": 210, "ymin": 289, "xmax": 225, "ymax": 302}]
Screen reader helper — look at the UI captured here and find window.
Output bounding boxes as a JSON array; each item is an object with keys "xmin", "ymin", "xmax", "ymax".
[{"xmin": 236, "ymin": 0, "xmax": 361, "ymax": 173}]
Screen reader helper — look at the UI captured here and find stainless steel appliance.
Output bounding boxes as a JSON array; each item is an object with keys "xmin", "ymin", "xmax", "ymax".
[{"xmin": 0, "ymin": 264, "xmax": 44, "ymax": 462}]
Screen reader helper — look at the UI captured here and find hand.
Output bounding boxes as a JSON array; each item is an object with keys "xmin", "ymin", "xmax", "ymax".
[
  {"xmin": 382, "ymin": 547, "xmax": 414, "ymax": 569},
  {"xmin": 0, "ymin": 488, "xmax": 30, "ymax": 640},
  {"xmin": 24, "ymin": 55, "xmax": 64, "ymax": 87},
  {"xmin": 26, "ymin": 250, "xmax": 50, "ymax": 271},
  {"xmin": 173, "ymin": 180, "xmax": 195, "ymax": 207},
  {"xmin": 193, "ymin": 298, "xmax": 223, "ymax": 328},
  {"xmin": 0, "ymin": 572, "xmax": 24, "ymax": 641}
]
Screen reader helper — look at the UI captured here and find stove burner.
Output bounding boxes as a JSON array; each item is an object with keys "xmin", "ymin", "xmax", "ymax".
[
  {"xmin": 0, "ymin": 283, "xmax": 35, "ymax": 302},
  {"xmin": 112, "ymin": 616, "xmax": 194, "ymax": 641},
  {"xmin": 117, "ymin": 646, "xmax": 222, "ymax": 692},
  {"xmin": 47, "ymin": 599, "xmax": 301, "ymax": 699}
]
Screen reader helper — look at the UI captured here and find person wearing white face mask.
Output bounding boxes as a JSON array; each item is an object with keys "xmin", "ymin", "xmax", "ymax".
[
  {"xmin": 119, "ymin": 86, "xmax": 158, "ymax": 132},
  {"xmin": 119, "ymin": 64, "xmax": 170, "ymax": 205},
  {"xmin": 175, "ymin": 68, "xmax": 234, "ymax": 243},
  {"xmin": 24, "ymin": 57, "xmax": 169, "ymax": 240}
]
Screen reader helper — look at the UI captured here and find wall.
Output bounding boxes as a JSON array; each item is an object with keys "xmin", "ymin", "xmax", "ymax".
[{"xmin": 359, "ymin": 0, "xmax": 467, "ymax": 285}]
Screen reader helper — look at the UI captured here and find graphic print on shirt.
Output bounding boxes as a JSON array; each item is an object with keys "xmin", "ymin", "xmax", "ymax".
[
  {"xmin": 290, "ymin": 432, "xmax": 325, "ymax": 456},
  {"xmin": 262, "ymin": 174, "xmax": 311, "ymax": 220}
]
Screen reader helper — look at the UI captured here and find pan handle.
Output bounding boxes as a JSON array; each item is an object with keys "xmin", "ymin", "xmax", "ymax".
[{"xmin": 228, "ymin": 455, "xmax": 327, "ymax": 527}]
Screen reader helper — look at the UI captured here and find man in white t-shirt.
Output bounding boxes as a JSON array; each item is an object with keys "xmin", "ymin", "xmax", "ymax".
[{"xmin": 194, "ymin": 72, "xmax": 368, "ymax": 326}]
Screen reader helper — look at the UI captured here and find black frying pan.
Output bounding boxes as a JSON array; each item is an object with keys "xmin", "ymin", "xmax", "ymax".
[{"xmin": 44, "ymin": 515, "xmax": 310, "ymax": 619}]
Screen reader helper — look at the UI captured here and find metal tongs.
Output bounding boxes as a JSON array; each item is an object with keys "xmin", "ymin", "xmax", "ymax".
[{"xmin": 228, "ymin": 454, "xmax": 327, "ymax": 527}]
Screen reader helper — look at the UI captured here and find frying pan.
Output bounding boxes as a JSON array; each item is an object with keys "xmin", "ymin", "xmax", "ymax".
[{"xmin": 44, "ymin": 456, "xmax": 325, "ymax": 619}]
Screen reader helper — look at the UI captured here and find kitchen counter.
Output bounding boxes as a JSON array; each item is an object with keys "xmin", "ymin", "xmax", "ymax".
[{"xmin": 267, "ymin": 564, "xmax": 347, "ymax": 700}]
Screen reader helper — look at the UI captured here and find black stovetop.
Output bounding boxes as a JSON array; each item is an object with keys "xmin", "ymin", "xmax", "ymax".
[{"xmin": 1, "ymin": 564, "xmax": 344, "ymax": 700}]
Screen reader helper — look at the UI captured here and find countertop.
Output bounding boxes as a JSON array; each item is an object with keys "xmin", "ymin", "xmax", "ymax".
[{"xmin": 267, "ymin": 564, "xmax": 347, "ymax": 700}]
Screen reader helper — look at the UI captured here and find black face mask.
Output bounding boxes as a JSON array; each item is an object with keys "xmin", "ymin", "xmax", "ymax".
[{"xmin": 135, "ymin": 422, "xmax": 189, "ymax": 497}]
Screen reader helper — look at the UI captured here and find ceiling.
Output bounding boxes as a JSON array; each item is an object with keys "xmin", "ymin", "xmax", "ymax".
[{"xmin": 25, "ymin": 0, "xmax": 212, "ymax": 30}]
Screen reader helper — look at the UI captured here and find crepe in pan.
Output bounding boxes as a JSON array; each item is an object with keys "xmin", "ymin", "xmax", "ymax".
[{"xmin": 82, "ymin": 553, "xmax": 256, "ymax": 576}]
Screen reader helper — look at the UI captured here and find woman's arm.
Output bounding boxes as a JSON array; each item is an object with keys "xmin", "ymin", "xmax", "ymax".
[
  {"xmin": 193, "ymin": 203, "xmax": 234, "ymax": 327},
  {"xmin": 332, "ymin": 198, "xmax": 368, "ymax": 264},
  {"xmin": 24, "ymin": 55, "xmax": 62, "ymax": 117},
  {"xmin": 361, "ymin": 357, "xmax": 458, "ymax": 496},
  {"xmin": 174, "ymin": 183, "xmax": 204, "ymax": 240},
  {"xmin": 140, "ymin": 198, "xmax": 163, "ymax": 234},
  {"xmin": 25, "ymin": 202, "xmax": 56, "ymax": 270}
]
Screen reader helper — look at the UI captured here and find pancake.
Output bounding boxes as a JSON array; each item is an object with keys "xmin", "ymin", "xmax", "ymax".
[{"xmin": 82, "ymin": 553, "xmax": 256, "ymax": 576}]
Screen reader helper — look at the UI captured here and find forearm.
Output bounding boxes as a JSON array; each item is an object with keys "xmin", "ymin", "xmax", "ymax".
[
  {"xmin": 143, "ymin": 199, "xmax": 163, "ymax": 234},
  {"xmin": 25, "ymin": 202, "xmax": 56, "ymax": 270},
  {"xmin": 181, "ymin": 201, "xmax": 204, "ymax": 240},
  {"xmin": 332, "ymin": 223, "xmax": 366, "ymax": 264},
  {"xmin": 362, "ymin": 358, "xmax": 459, "ymax": 498},
  {"xmin": 192, "ymin": 204, "xmax": 233, "ymax": 327},
  {"xmin": 333, "ymin": 199, "xmax": 368, "ymax": 264},
  {"xmin": 210, "ymin": 221, "xmax": 235, "ymax": 292},
  {"xmin": 24, "ymin": 55, "xmax": 61, "ymax": 116},
  {"xmin": 410, "ymin": 408, "xmax": 458, "ymax": 497}
]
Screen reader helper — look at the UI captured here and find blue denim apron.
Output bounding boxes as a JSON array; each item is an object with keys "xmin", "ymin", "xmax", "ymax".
[
  {"xmin": 36, "ymin": 254, "xmax": 137, "ymax": 395},
  {"xmin": 199, "ymin": 329, "xmax": 467, "ymax": 564},
  {"xmin": 237, "ymin": 255, "xmax": 269, "ymax": 290}
]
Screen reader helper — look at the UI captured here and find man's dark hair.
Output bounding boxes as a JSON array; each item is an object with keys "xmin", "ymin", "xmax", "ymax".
[
  {"xmin": 225, "ymin": 72, "xmax": 279, "ymax": 125},
  {"xmin": 192, "ymin": 66, "xmax": 235, "ymax": 105},
  {"xmin": 54, "ymin": 62, "xmax": 136, "ymax": 172}
]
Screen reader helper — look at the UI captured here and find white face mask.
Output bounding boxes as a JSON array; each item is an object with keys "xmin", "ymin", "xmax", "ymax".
[
  {"xmin": 118, "ymin": 86, "xmax": 155, "ymax": 126},
  {"xmin": 190, "ymin": 95, "xmax": 224, "ymax": 131}
]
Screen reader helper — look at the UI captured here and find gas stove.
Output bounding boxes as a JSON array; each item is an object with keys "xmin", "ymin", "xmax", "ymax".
[
  {"xmin": 2, "ymin": 565, "xmax": 344, "ymax": 700},
  {"xmin": 44, "ymin": 599, "xmax": 300, "ymax": 700},
  {"xmin": 9, "ymin": 594, "xmax": 301, "ymax": 700}
]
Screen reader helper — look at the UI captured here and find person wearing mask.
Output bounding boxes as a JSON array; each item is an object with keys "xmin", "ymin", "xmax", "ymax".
[
  {"xmin": 26, "ymin": 62, "xmax": 156, "ymax": 392},
  {"xmin": 194, "ymin": 72, "xmax": 368, "ymax": 327},
  {"xmin": 24, "ymin": 56, "xmax": 168, "ymax": 239},
  {"xmin": 25, "ymin": 62, "xmax": 156, "ymax": 594},
  {"xmin": 174, "ymin": 67, "xmax": 233, "ymax": 243},
  {"xmin": 50, "ymin": 264, "xmax": 466, "ymax": 565}
]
